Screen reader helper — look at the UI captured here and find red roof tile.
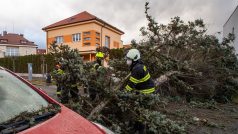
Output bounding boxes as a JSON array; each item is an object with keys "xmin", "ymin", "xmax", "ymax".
[
  {"xmin": 123, "ymin": 44, "xmax": 132, "ymax": 49},
  {"xmin": 37, "ymin": 49, "xmax": 46, "ymax": 54},
  {"xmin": 0, "ymin": 32, "xmax": 37, "ymax": 46},
  {"xmin": 42, "ymin": 11, "xmax": 124, "ymax": 34}
]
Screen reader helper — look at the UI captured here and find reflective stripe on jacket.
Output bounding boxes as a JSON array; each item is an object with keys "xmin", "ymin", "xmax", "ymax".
[{"xmin": 126, "ymin": 62, "xmax": 155, "ymax": 94}]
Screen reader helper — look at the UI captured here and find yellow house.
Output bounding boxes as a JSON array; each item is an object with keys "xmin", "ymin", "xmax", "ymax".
[{"xmin": 42, "ymin": 11, "xmax": 124, "ymax": 61}]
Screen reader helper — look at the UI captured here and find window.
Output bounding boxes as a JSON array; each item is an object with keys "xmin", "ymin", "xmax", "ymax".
[
  {"xmin": 83, "ymin": 32, "xmax": 90, "ymax": 36},
  {"xmin": 96, "ymin": 32, "xmax": 100, "ymax": 36},
  {"xmin": 0, "ymin": 39, "xmax": 7, "ymax": 43},
  {"xmin": 105, "ymin": 36, "xmax": 110, "ymax": 48},
  {"xmin": 84, "ymin": 43, "xmax": 91, "ymax": 46},
  {"xmin": 96, "ymin": 43, "xmax": 100, "ymax": 47},
  {"xmin": 84, "ymin": 37, "xmax": 91, "ymax": 41},
  {"xmin": 72, "ymin": 33, "xmax": 81, "ymax": 42},
  {"xmin": 55, "ymin": 36, "xmax": 63, "ymax": 44},
  {"xmin": 6, "ymin": 47, "xmax": 19, "ymax": 56},
  {"xmin": 96, "ymin": 38, "xmax": 100, "ymax": 42}
]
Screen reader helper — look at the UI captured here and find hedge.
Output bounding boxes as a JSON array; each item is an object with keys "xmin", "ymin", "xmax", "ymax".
[
  {"xmin": 0, "ymin": 54, "xmax": 55, "ymax": 74},
  {"xmin": 0, "ymin": 48, "xmax": 127, "ymax": 74},
  {"xmin": 109, "ymin": 48, "xmax": 125, "ymax": 60}
]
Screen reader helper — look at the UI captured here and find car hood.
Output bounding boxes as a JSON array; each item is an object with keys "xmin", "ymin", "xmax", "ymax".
[{"xmin": 19, "ymin": 105, "xmax": 104, "ymax": 134}]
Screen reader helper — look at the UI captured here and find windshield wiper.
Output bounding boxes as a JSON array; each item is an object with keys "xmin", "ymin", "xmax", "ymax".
[
  {"xmin": 0, "ymin": 111, "xmax": 57, "ymax": 134},
  {"xmin": 33, "ymin": 111, "xmax": 56, "ymax": 123},
  {"xmin": 1, "ymin": 123, "xmax": 29, "ymax": 134}
]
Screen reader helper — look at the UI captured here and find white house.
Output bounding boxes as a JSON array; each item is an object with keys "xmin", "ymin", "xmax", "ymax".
[
  {"xmin": 0, "ymin": 31, "xmax": 37, "ymax": 58},
  {"xmin": 223, "ymin": 5, "xmax": 238, "ymax": 54}
]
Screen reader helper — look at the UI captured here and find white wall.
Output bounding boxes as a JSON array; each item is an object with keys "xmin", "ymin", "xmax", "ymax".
[
  {"xmin": 223, "ymin": 6, "xmax": 238, "ymax": 54},
  {"xmin": 0, "ymin": 45, "xmax": 6, "ymax": 58},
  {"xmin": 19, "ymin": 46, "xmax": 37, "ymax": 56},
  {"xmin": 0, "ymin": 44, "xmax": 37, "ymax": 58}
]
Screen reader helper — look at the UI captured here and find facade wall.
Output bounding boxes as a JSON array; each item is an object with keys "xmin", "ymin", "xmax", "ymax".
[
  {"xmin": 0, "ymin": 45, "xmax": 6, "ymax": 58},
  {"xmin": 93, "ymin": 23, "xmax": 122, "ymax": 49},
  {"xmin": 0, "ymin": 44, "xmax": 36, "ymax": 58},
  {"xmin": 223, "ymin": 6, "xmax": 238, "ymax": 54},
  {"xmin": 19, "ymin": 46, "xmax": 37, "ymax": 56},
  {"xmin": 46, "ymin": 22, "xmax": 123, "ymax": 61}
]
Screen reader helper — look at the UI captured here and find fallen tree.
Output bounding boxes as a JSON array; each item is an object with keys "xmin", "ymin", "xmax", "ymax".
[
  {"xmin": 49, "ymin": 2, "xmax": 238, "ymax": 133},
  {"xmin": 110, "ymin": 2, "xmax": 238, "ymax": 102}
]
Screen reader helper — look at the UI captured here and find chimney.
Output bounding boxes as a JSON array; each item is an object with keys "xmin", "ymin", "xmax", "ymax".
[
  {"xmin": 20, "ymin": 34, "xmax": 24, "ymax": 37},
  {"xmin": 3, "ymin": 31, "xmax": 7, "ymax": 36}
]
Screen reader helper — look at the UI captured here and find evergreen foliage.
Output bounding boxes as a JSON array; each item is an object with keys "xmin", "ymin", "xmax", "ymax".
[{"xmin": 49, "ymin": 2, "xmax": 238, "ymax": 133}]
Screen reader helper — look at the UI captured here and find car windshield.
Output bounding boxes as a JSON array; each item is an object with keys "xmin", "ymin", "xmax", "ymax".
[{"xmin": 0, "ymin": 69, "xmax": 48, "ymax": 124}]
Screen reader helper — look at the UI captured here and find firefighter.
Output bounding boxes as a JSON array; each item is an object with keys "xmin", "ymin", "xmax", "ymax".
[
  {"xmin": 125, "ymin": 49, "xmax": 155, "ymax": 94},
  {"xmin": 93, "ymin": 50, "xmax": 106, "ymax": 78},
  {"xmin": 125, "ymin": 49, "xmax": 156, "ymax": 133},
  {"xmin": 88, "ymin": 50, "xmax": 106, "ymax": 101},
  {"xmin": 53, "ymin": 64, "xmax": 64, "ymax": 99},
  {"xmin": 94, "ymin": 51, "xmax": 104, "ymax": 69},
  {"xmin": 53, "ymin": 64, "xmax": 79, "ymax": 103}
]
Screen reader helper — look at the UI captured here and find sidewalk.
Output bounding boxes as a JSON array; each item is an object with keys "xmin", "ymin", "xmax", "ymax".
[
  {"xmin": 28, "ymin": 78, "xmax": 59, "ymax": 101},
  {"xmin": 16, "ymin": 73, "xmax": 45, "ymax": 78}
]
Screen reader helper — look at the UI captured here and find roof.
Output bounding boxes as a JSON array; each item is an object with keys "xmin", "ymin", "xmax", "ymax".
[
  {"xmin": 37, "ymin": 49, "xmax": 46, "ymax": 54},
  {"xmin": 224, "ymin": 5, "xmax": 238, "ymax": 27},
  {"xmin": 0, "ymin": 32, "xmax": 37, "ymax": 46},
  {"xmin": 123, "ymin": 44, "xmax": 132, "ymax": 49},
  {"xmin": 42, "ymin": 11, "xmax": 124, "ymax": 34}
]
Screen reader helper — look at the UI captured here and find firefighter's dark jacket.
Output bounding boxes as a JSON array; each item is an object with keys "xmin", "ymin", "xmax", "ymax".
[{"xmin": 126, "ymin": 60, "xmax": 155, "ymax": 94}]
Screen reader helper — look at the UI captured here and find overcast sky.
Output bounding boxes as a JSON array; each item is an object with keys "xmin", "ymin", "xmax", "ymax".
[{"xmin": 0, "ymin": 0, "xmax": 238, "ymax": 48}]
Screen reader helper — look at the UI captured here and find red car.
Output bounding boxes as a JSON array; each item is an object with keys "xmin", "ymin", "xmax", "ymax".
[{"xmin": 0, "ymin": 67, "xmax": 114, "ymax": 134}]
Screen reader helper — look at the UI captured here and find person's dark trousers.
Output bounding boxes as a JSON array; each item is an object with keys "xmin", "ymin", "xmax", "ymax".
[
  {"xmin": 60, "ymin": 86, "xmax": 69, "ymax": 104},
  {"xmin": 46, "ymin": 73, "xmax": 51, "ymax": 83},
  {"xmin": 60, "ymin": 86, "xmax": 79, "ymax": 103},
  {"xmin": 96, "ymin": 58, "xmax": 102, "ymax": 66},
  {"xmin": 88, "ymin": 86, "xmax": 97, "ymax": 101},
  {"xmin": 70, "ymin": 86, "xmax": 79, "ymax": 102},
  {"xmin": 56, "ymin": 84, "xmax": 62, "ymax": 98},
  {"xmin": 134, "ymin": 121, "xmax": 145, "ymax": 134}
]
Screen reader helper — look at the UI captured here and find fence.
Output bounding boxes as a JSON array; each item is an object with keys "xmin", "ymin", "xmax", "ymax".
[{"xmin": 0, "ymin": 54, "xmax": 55, "ymax": 74}]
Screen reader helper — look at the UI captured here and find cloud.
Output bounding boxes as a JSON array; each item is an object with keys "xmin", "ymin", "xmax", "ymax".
[{"xmin": 0, "ymin": 0, "xmax": 237, "ymax": 48}]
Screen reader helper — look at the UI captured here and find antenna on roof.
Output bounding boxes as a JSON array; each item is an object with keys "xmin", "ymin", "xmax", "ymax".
[{"xmin": 4, "ymin": 25, "xmax": 7, "ymax": 33}]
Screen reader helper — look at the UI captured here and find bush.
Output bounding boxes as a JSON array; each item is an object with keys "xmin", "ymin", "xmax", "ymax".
[{"xmin": 109, "ymin": 48, "xmax": 125, "ymax": 60}]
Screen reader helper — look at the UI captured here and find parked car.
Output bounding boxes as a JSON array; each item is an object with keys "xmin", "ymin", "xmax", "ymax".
[{"xmin": 0, "ymin": 66, "xmax": 114, "ymax": 134}]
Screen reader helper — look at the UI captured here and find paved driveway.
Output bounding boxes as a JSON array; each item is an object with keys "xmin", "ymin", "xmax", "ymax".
[{"xmin": 30, "ymin": 79, "xmax": 59, "ymax": 101}]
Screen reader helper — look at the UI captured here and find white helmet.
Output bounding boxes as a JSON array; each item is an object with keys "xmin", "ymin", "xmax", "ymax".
[{"xmin": 126, "ymin": 49, "xmax": 141, "ymax": 61}]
